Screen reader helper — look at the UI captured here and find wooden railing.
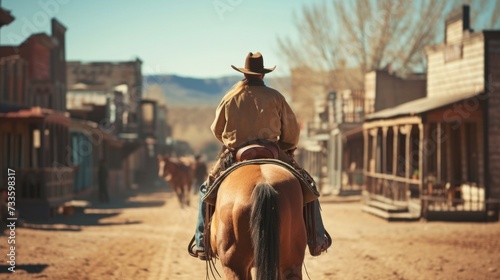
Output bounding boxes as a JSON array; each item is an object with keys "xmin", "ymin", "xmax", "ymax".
[
  {"xmin": 19, "ymin": 167, "xmax": 74, "ymax": 206},
  {"xmin": 365, "ymin": 172, "xmax": 419, "ymax": 202},
  {"xmin": 421, "ymin": 181, "xmax": 485, "ymax": 211}
]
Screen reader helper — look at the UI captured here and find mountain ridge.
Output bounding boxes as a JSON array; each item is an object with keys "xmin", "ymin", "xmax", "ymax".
[{"xmin": 143, "ymin": 74, "xmax": 291, "ymax": 107}]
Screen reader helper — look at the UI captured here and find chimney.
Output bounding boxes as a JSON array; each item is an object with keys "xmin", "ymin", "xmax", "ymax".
[{"xmin": 445, "ymin": 5, "xmax": 471, "ymax": 45}]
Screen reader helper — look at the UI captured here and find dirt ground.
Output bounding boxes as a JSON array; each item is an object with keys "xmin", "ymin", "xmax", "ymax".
[{"xmin": 1, "ymin": 186, "xmax": 499, "ymax": 280}]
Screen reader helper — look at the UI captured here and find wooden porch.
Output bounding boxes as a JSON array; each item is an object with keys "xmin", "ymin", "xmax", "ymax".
[
  {"xmin": 0, "ymin": 108, "xmax": 74, "ymax": 220},
  {"xmin": 362, "ymin": 95, "xmax": 487, "ymax": 221}
]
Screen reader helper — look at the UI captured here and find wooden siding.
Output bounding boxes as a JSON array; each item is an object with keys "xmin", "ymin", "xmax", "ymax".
[
  {"xmin": 0, "ymin": 56, "xmax": 28, "ymax": 106},
  {"xmin": 66, "ymin": 59, "xmax": 142, "ymax": 115},
  {"xmin": 427, "ymin": 36, "xmax": 484, "ymax": 99},
  {"xmin": 446, "ymin": 20, "xmax": 464, "ymax": 45},
  {"xmin": 488, "ymin": 39, "xmax": 500, "ymax": 199}
]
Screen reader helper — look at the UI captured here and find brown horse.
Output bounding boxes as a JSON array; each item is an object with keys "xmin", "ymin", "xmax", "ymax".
[
  {"xmin": 209, "ymin": 163, "xmax": 307, "ymax": 279},
  {"xmin": 157, "ymin": 154, "xmax": 194, "ymax": 207}
]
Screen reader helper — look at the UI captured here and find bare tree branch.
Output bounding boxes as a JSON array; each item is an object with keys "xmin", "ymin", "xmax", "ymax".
[{"xmin": 277, "ymin": 0, "xmax": 499, "ymax": 121}]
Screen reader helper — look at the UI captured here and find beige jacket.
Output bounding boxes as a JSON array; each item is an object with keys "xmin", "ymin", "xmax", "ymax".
[{"xmin": 211, "ymin": 79, "xmax": 300, "ymax": 151}]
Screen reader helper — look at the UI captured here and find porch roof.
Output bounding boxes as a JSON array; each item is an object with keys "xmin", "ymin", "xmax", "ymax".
[
  {"xmin": 366, "ymin": 91, "xmax": 482, "ymax": 121},
  {"xmin": 0, "ymin": 107, "xmax": 71, "ymax": 125}
]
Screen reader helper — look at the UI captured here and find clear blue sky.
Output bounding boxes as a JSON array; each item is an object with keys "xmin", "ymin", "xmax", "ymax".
[{"xmin": 1, "ymin": 0, "xmax": 316, "ymax": 78}]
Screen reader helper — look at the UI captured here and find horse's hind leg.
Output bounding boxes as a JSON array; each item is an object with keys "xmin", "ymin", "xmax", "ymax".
[
  {"xmin": 221, "ymin": 265, "xmax": 251, "ymax": 280},
  {"xmin": 282, "ymin": 264, "xmax": 302, "ymax": 279},
  {"xmin": 184, "ymin": 184, "xmax": 191, "ymax": 206},
  {"xmin": 174, "ymin": 186, "xmax": 184, "ymax": 207}
]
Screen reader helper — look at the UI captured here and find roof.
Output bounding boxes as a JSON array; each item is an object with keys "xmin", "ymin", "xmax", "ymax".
[
  {"xmin": 22, "ymin": 33, "xmax": 57, "ymax": 49},
  {"xmin": 0, "ymin": 7, "xmax": 14, "ymax": 26},
  {"xmin": 366, "ymin": 91, "xmax": 482, "ymax": 121},
  {"xmin": 0, "ymin": 107, "xmax": 71, "ymax": 125}
]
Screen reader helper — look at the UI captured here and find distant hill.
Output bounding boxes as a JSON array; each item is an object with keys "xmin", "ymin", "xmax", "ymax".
[
  {"xmin": 143, "ymin": 75, "xmax": 241, "ymax": 107},
  {"xmin": 143, "ymin": 74, "xmax": 291, "ymax": 157},
  {"xmin": 143, "ymin": 74, "xmax": 291, "ymax": 107}
]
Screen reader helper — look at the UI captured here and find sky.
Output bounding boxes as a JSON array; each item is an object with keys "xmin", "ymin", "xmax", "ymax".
[{"xmin": 0, "ymin": 0, "xmax": 318, "ymax": 78}]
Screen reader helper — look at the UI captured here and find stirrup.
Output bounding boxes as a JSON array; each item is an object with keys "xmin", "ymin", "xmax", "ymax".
[
  {"xmin": 188, "ymin": 235, "xmax": 198, "ymax": 258},
  {"xmin": 187, "ymin": 235, "xmax": 212, "ymax": 261},
  {"xmin": 309, "ymin": 230, "xmax": 332, "ymax": 256},
  {"xmin": 324, "ymin": 230, "xmax": 332, "ymax": 250}
]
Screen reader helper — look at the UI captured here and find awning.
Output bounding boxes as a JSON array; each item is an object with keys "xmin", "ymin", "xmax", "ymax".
[
  {"xmin": 366, "ymin": 91, "xmax": 483, "ymax": 121},
  {"xmin": 0, "ymin": 107, "xmax": 71, "ymax": 126}
]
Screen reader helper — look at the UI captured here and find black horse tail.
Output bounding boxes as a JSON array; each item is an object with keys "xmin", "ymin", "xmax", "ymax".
[{"xmin": 250, "ymin": 182, "xmax": 280, "ymax": 280}]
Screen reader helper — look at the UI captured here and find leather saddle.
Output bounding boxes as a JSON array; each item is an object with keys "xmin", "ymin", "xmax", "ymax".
[
  {"xmin": 202, "ymin": 143, "xmax": 319, "ymax": 206},
  {"xmin": 235, "ymin": 142, "xmax": 279, "ymax": 161}
]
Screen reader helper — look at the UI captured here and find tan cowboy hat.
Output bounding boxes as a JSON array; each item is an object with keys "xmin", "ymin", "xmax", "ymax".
[{"xmin": 231, "ymin": 52, "xmax": 276, "ymax": 75}]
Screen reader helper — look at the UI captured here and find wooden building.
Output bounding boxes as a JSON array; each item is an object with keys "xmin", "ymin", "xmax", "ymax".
[
  {"xmin": 65, "ymin": 59, "xmax": 159, "ymax": 190},
  {"xmin": 299, "ymin": 67, "xmax": 424, "ymax": 196},
  {"xmin": 362, "ymin": 6, "xmax": 500, "ymax": 221},
  {"xmin": 0, "ymin": 13, "xmax": 73, "ymax": 220}
]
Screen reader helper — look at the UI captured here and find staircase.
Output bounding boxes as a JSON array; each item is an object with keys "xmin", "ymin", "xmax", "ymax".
[{"xmin": 362, "ymin": 200, "xmax": 420, "ymax": 221}]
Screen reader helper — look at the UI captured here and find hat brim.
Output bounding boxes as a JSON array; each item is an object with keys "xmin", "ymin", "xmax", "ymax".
[{"xmin": 231, "ymin": 65, "xmax": 276, "ymax": 75}]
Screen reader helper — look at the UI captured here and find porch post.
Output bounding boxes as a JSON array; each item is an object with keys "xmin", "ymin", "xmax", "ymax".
[
  {"xmin": 363, "ymin": 128, "xmax": 368, "ymax": 175},
  {"xmin": 393, "ymin": 126, "xmax": 398, "ymax": 177},
  {"xmin": 405, "ymin": 124, "xmax": 412, "ymax": 201},
  {"xmin": 419, "ymin": 123, "xmax": 426, "ymax": 198},
  {"xmin": 372, "ymin": 128, "xmax": 378, "ymax": 174},
  {"xmin": 363, "ymin": 128, "xmax": 369, "ymax": 194},
  {"xmin": 382, "ymin": 126, "xmax": 388, "ymax": 174},
  {"xmin": 437, "ymin": 122, "xmax": 442, "ymax": 183},
  {"xmin": 405, "ymin": 125, "xmax": 411, "ymax": 179}
]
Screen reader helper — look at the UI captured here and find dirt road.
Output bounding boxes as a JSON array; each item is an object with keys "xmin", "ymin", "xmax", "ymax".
[{"xmin": 1, "ymin": 187, "xmax": 499, "ymax": 280}]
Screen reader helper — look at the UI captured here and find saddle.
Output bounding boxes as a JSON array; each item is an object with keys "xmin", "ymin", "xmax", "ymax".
[
  {"xmin": 202, "ymin": 144, "xmax": 320, "ymax": 206},
  {"xmin": 235, "ymin": 143, "xmax": 279, "ymax": 162}
]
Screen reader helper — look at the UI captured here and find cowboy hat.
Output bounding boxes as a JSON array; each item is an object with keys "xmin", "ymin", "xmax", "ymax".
[{"xmin": 231, "ymin": 52, "xmax": 276, "ymax": 75}]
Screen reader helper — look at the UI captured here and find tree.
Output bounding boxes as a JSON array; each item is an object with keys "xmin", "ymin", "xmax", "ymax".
[{"xmin": 278, "ymin": 0, "xmax": 500, "ymax": 89}]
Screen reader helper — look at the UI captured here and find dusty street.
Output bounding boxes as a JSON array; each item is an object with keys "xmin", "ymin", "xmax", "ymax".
[{"xmin": 1, "ymin": 187, "xmax": 499, "ymax": 280}]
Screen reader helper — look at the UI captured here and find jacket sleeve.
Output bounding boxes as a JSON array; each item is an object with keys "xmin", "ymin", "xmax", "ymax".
[
  {"xmin": 279, "ymin": 98, "xmax": 300, "ymax": 151},
  {"xmin": 210, "ymin": 99, "xmax": 227, "ymax": 143}
]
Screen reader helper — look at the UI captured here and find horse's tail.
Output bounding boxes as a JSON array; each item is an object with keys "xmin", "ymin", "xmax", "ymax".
[{"xmin": 250, "ymin": 182, "xmax": 280, "ymax": 280}]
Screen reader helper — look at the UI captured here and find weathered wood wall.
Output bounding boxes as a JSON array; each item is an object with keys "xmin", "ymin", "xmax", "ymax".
[
  {"xmin": 487, "ymin": 38, "xmax": 500, "ymax": 200},
  {"xmin": 427, "ymin": 35, "xmax": 484, "ymax": 99}
]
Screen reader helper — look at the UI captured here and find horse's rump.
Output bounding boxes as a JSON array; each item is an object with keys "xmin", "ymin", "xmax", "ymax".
[{"xmin": 209, "ymin": 163, "xmax": 307, "ymax": 279}]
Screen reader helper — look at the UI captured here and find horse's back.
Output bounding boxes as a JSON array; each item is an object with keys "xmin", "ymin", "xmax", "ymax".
[{"xmin": 211, "ymin": 163, "xmax": 307, "ymax": 279}]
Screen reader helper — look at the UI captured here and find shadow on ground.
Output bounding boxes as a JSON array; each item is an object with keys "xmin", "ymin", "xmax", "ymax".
[
  {"xmin": 19, "ymin": 187, "xmax": 174, "ymax": 231},
  {"xmin": 0, "ymin": 264, "xmax": 48, "ymax": 273},
  {"xmin": 22, "ymin": 210, "xmax": 142, "ymax": 231}
]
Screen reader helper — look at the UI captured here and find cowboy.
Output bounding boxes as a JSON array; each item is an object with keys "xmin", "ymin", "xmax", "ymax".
[{"xmin": 192, "ymin": 52, "xmax": 331, "ymax": 260}]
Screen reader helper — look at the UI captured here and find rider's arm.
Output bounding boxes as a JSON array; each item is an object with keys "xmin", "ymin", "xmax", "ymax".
[
  {"xmin": 211, "ymin": 99, "xmax": 227, "ymax": 143},
  {"xmin": 278, "ymin": 98, "xmax": 300, "ymax": 151}
]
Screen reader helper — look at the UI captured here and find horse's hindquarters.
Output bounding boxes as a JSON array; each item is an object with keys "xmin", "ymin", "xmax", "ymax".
[{"xmin": 211, "ymin": 164, "xmax": 307, "ymax": 279}]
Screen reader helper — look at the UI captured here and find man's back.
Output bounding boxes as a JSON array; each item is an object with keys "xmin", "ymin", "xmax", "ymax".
[{"xmin": 211, "ymin": 79, "xmax": 300, "ymax": 152}]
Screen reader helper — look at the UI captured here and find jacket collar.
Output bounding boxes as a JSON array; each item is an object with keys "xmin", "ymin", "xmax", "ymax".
[{"xmin": 244, "ymin": 78, "xmax": 265, "ymax": 86}]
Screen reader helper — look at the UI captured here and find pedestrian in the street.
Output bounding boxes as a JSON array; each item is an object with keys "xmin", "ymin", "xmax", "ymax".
[{"xmin": 98, "ymin": 159, "xmax": 110, "ymax": 203}]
